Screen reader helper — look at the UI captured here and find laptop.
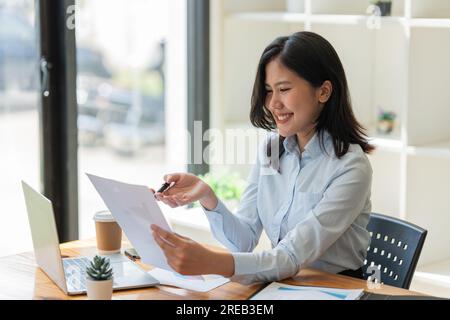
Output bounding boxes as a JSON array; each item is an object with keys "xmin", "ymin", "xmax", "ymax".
[{"xmin": 21, "ymin": 181, "xmax": 159, "ymax": 295}]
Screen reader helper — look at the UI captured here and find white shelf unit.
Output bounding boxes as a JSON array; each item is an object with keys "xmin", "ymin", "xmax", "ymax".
[{"xmin": 210, "ymin": 0, "xmax": 450, "ymax": 275}]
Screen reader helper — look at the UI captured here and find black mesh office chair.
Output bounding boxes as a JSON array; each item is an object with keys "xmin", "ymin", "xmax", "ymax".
[{"xmin": 362, "ymin": 213, "xmax": 427, "ymax": 289}]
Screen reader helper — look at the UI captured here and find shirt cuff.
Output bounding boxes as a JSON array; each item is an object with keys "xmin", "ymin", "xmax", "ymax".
[
  {"xmin": 201, "ymin": 198, "xmax": 230, "ymax": 216},
  {"xmin": 231, "ymin": 252, "xmax": 258, "ymax": 275}
]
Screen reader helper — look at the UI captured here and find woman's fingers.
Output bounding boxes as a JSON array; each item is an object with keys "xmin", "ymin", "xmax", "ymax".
[
  {"xmin": 166, "ymin": 182, "xmax": 201, "ymax": 200},
  {"xmin": 152, "ymin": 230, "xmax": 177, "ymax": 258},
  {"xmin": 155, "ymin": 192, "xmax": 178, "ymax": 207},
  {"xmin": 175, "ymin": 232, "xmax": 190, "ymax": 240},
  {"xmin": 173, "ymin": 194, "xmax": 192, "ymax": 206},
  {"xmin": 151, "ymin": 225, "xmax": 183, "ymax": 246},
  {"xmin": 171, "ymin": 195, "xmax": 185, "ymax": 206},
  {"xmin": 161, "ymin": 195, "xmax": 179, "ymax": 208},
  {"xmin": 161, "ymin": 186, "xmax": 177, "ymax": 197},
  {"xmin": 164, "ymin": 173, "xmax": 181, "ymax": 184},
  {"xmin": 154, "ymin": 172, "xmax": 197, "ymax": 207},
  {"xmin": 164, "ymin": 194, "xmax": 192, "ymax": 207}
]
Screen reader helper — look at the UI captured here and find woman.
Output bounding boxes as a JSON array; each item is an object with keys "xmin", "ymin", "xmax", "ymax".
[{"xmin": 150, "ymin": 31, "xmax": 374, "ymax": 284}]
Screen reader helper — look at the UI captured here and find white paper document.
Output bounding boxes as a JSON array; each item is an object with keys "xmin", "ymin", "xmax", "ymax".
[
  {"xmin": 87, "ymin": 173, "xmax": 174, "ymax": 271},
  {"xmin": 251, "ymin": 282, "xmax": 364, "ymax": 300},
  {"xmin": 148, "ymin": 268, "xmax": 230, "ymax": 292}
]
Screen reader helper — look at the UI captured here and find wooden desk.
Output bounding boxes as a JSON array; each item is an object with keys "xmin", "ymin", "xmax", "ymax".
[{"xmin": 0, "ymin": 239, "xmax": 423, "ymax": 300}]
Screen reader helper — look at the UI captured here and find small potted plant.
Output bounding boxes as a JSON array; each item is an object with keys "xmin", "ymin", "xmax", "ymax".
[
  {"xmin": 86, "ymin": 255, "xmax": 114, "ymax": 300},
  {"xmin": 369, "ymin": 0, "xmax": 392, "ymax": 16},
  {"xmin": 377, "ymin": 107, "xmax": 397, "ymax": 134},
  {"xmin": 197, "ymin": 172, "xmax": 246, "ymax": 212}
]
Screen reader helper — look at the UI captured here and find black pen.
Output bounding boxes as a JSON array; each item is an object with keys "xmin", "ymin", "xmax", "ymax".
[{"xmin": 156, "ymin": 181, "xmax": 175, "ymax": 193}]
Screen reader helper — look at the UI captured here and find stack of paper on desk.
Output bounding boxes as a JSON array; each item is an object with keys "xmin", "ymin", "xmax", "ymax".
[
  {"xmin": 148, "ymin": 268, "xmax": 230, "ymax": 292},
  {"xmin": 251, "ymin": 282, "xmax": 364, "ymax": 300}
]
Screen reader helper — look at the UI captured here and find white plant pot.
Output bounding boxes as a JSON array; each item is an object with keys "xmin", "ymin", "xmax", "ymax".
[{"xmin": 86, "ymin": 277, "xmax": 113, "ymax": 300}]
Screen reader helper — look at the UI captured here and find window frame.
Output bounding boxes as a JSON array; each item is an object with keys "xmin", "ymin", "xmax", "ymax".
[
  {"xmin": 187, "ymin": 0, "xmax": 210, "ymax": 175},
  {"xmin": 37, "ymin": 0, "xmax": 78, "ymax": 242}
]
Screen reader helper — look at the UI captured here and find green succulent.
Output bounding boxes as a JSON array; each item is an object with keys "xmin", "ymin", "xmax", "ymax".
[
  {"xmin": 378, "ymin": 111, "xmax": 396, "ymax": 122},
  {"xmin": 86, "ymin": 255, "xmax": 113, "ymax": 281}
]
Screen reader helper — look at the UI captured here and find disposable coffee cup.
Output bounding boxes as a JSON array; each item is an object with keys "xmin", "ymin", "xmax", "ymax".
[{"xmin": 93, "ymin": 210, "xmax": 122, "ymax": 255}]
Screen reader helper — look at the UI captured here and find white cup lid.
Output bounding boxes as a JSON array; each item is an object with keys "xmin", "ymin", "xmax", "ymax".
[{"xmin": 93, "ymin": 210, "xmax": 115, "ymax": 222}]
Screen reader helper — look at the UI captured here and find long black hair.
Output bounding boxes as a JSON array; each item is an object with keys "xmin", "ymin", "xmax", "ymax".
[{"xmin": 250, "ymin": 31, "xmax": 374, "ymax": 159}]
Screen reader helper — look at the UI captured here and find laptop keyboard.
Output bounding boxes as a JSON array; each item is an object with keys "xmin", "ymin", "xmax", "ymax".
[
  {"xmin": 63, "ymin": 257, "xmax": 91, "ymax": 292},
  {"xmin": 62, "ymin": 256, "xmax": 158, "ymax": 294}
]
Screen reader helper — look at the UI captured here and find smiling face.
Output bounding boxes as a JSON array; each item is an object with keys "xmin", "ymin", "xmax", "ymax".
[{"xmin": 264, "ymin": 57, "xmax": 331, "ymax": 138}]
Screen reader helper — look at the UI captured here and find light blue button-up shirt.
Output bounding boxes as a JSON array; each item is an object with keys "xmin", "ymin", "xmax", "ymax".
[{"xmin": 203, "ymin": 130, "xmax": 372, "ymax": 284}]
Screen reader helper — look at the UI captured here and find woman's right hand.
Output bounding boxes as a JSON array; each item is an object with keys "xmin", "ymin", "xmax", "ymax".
[{"xmin": 152, "ymin": 173, "xmax": 218, "ymax": 210}]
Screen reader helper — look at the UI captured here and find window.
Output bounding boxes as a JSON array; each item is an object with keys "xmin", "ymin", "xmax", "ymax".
[
  {"xmin": 0, "ymin": 0, "xmax": 39, "ymax": 256},
  {"xmin": 75, "ymin": 0, "xmax": 188, "ymax": 239}
]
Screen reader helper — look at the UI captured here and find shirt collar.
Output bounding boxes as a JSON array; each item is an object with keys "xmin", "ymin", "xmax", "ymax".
[{"xmin": 283, "ymin": 130, "xmax": 332, "ymax": 159}]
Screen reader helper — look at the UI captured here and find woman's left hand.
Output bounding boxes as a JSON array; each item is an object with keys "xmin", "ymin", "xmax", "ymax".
[{"xmin": 150, "ymin": 224, "xmax": 234, "ymax": 277}]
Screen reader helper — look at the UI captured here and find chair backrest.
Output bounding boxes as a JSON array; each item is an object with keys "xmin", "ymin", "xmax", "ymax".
[{"xmin": 362, "ymin": 213, "xmax": 427, "ymax": 289}]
